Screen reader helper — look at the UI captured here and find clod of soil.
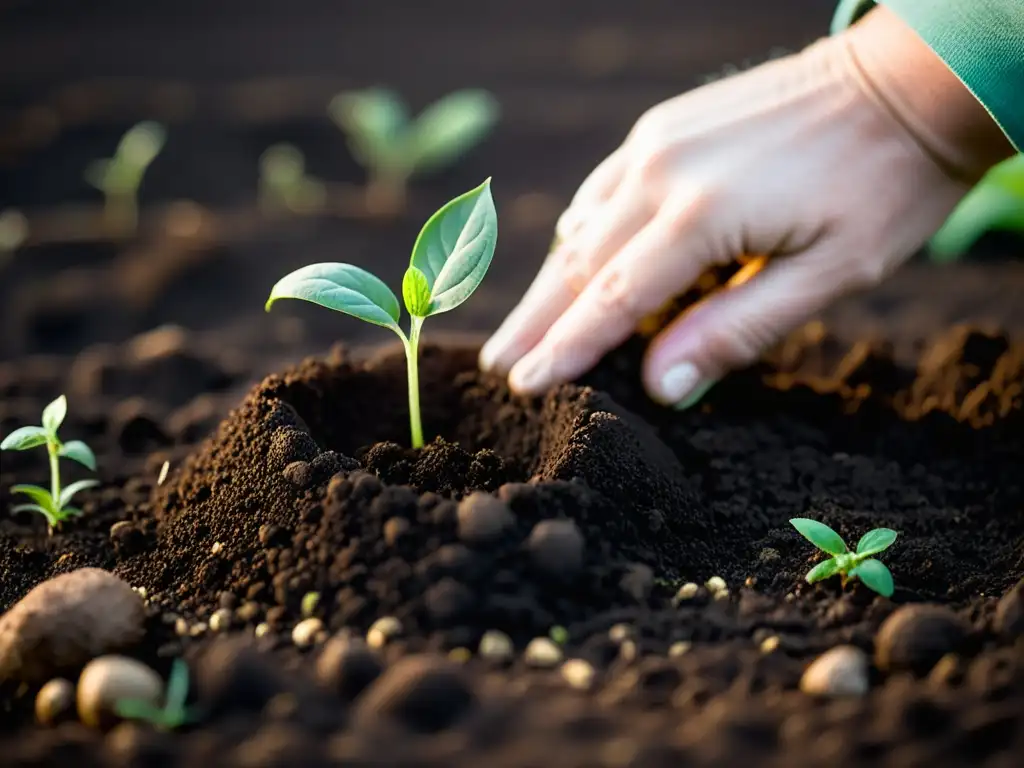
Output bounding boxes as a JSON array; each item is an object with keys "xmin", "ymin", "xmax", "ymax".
[
  {"xmin": 995, "ymin": 578, "xmax": 1024, "ymax": 639},
  {"xmin": 875, "ymin": 605, "xmax": 971, "ymax": 677},
  {"xmin": 0, "ymin": 568, "xmax": 145, "ymax": 685}
]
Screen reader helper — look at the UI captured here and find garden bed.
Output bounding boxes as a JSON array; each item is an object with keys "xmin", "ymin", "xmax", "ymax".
[{"xmin": 1, "ymin": 1, "xmax": 1023, "ymax": 766}]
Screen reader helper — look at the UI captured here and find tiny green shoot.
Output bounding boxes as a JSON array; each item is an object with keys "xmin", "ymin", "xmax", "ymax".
[
  {"xmin": 790, "ymin": 518, "xmax": 898, "ymax": 597},
  {"xmin": 328, "ymin": 88, "xmax": 499, "ymax": 213},
  {"xmin": 1, "ymin": 395, "xmax": 98, "ymax": 534},
  {"xmin": 930, "ymin": 154, "xmax": 1024, "ymax": 262},
  {"xmin": 115, "ymin": 658, "xmax": 198, "ymax": 731},
  {"xmin": 265, "ymin": 178, "xmax": 498, "ymax": 449},
  {"xmin": 549, "ymin": 625, "xmax": 569, "ymax": 645},
  {"xmin": 84, "ymin": 121, "xmax": 167, "ymax": 233},
  {"xmin": 258, "ymin": 143, "xmax": 327, "ymax": 215}
]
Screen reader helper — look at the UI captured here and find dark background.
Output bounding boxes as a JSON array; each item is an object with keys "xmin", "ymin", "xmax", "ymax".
[{"xmin": 0, "ymin": 0, "xmax": 1020, "ymax": 367}]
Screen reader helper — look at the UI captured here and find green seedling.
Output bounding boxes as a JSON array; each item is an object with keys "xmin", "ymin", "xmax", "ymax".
[
  {"xmin": 266, "ymin": 178, "xmax": 498, "ymax": 449},
  {"xmin": 258, "ymin": 143, "xmax": 327, "ymax": 215},
  {"xmin": 84, "ymin": 120, "xmax": 167, "ymax": 233},
  {"xmin": 328, "ymin": 87, "xmax": 499, "ymax": 214},
  {"xmin": 930, "ymin": 153, "xmax": 1024, "ymax": 261},
  {"xmin": 1, "ymin": 395, "xmax": 98, "ymax": 534},
  {"xmin": 115, "ymin": 658, "xmax": 198, "ymax": 731},
  {"xmin": 790, "ymin": 518, "xmax": 898, "ymax": 598}
]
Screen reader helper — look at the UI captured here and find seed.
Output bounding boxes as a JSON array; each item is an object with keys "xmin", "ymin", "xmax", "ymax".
[
  {"xmin": 705, "ymin": 576, "xmax": 727, "ymax": 594},
  {"xmin": 209, "ymin": 608, "xmax": 232, "ymax": 633},
  {"xmin": 561, "ymin": 659, "xmax": 596, "ymax": 690},
  {"xmin": 674, "ymin": 583, "xmax": 700, "ymax": 602},
  {"xmin": 301, "ymin": 591, "xmax": 320, "ymax": 618},
  {"xmin": 668, "ymin": 641, "xmax": 692, "ymax": 657},
  {"xmin": 211, "ymin": 541, "xmax": 223, "ymax": 555},
  {"xmin": 367, "ymin": 616, "xmax": 402, "ymax": 649},
  {"xmin": 524, "ymin": 637, "xmax": 563, "ymax": 668},
  {"xmin": 479, "ymin": 630, "xmax": 514, "ymax": 663},
  {"xmin": 448, "ymin": 647, "xmax": 472, "ymax": 664},
  {"xmin": 608, "ymin": 623, "xmax": 633, "ymax": 643},
  {"xmin": 254, "ymin": 622, "xmax": 270, "ymax": 638},
  {"xmin": 760, "ymin": 636, "xmax": 780, "ymax": 653},
  {"xmin": 292, "ymin": 618, "xmax": 324, "ymax": 648}
]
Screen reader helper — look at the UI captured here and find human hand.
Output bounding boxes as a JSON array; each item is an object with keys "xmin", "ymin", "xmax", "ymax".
[{"xmin": 479, "ymin": 7, "xmax": 1014, "ymax": 408}]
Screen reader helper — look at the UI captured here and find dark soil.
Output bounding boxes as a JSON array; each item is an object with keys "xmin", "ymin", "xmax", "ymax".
[{"xmin": 2, "ymin": 1, "xmax": 1024, "ymax": 766}]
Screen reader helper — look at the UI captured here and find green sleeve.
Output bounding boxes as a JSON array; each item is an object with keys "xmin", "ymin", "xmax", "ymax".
[{"xmin": 832, "ymin": 0, "xmax": 1024, "ymax": 152}]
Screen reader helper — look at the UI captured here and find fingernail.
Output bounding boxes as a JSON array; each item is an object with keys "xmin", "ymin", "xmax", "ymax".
[
  {"xmin": 658, "ymin": 362, "xmax": 701, "ymax": 403},
  {"xmin": 672, "ymin": 378, "xmax": 716, "ymax": 411},
  {"xmin": 508, "ymin": 352, "xmax": 550, "ymax": 394}
]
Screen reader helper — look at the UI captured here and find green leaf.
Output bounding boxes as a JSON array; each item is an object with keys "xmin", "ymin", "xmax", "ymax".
[
  {"xmin": 165, "ymin": 659, "xmax": 191, "ymax": 711},
  {"xmin": 117, "ymin": 121, "xmax": 166, "ymax": 169},
  {"xmin": 58, "ymin": 440, "xmax": 97, "ymax": 471},
  {"xmin": 402, "ymin": 266, "xmax": 432, "ymax": 317},
  {"xmin": 407, "ymin": 89, "xmax": 499, "ymax": 176},
  {"xmin": 59, "ymin": 507, "xmax": 84, "ymax": 518},
  {"xmin": 855, "ymin": 528, "xmax": 898, "ymax": 556},
  {"xmin": 850, "ymin": 558, "xmax": 894, "ymax": 598},
  {"xmin": 790, "ymin": 518, "xmax": 847, "ymax": 556},
  {"xmin": 265, "ymin": 263, "xmax": 402, "ymax": 332},
  {"xmin": 1, "ymin": 426, "xmax": 48, "ymax": 451},
  {"xmin": 328, "ymin": 88, "xmax": 409, "ymax": 171},
  {"xmin": 84, "ymin": 159, "xmax": 111, "ymax": 190},
  {"xmin": 115, "ymin": 698, "xmax": 165, "ymax": 722},
  {"xmin": 42, "ymin": 395, "xmax": 67, "ymax": 433},
  {"xmin": 409, "ymin": 179, "xmax": 498, "ymax": 315},
  {"xmin": 12, "ymin": 503, "xmax": 58, "ymax": 525},
  {"xmin": 59, "ymin": 479, "xmax": 99, "ymax": 509},
  {"xmin": 930, "ymin": 187, "xmax": 1024, "ymax": 261},
  {"xmin": 805, "ymin": 558, "xmax": 841, "ymax": 584},
  {"xmin": 11, "ymin": 484, "xmax": 55, "ymax": 510}
]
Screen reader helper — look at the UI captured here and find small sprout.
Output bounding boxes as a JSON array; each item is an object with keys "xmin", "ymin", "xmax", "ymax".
[
  {"xmin": 1, "ymin": 395, "xmax": 98, "ymax": 534},
  {"xmin": 328, "ymin": 88, "xmax": 499, "ymax": 214},
  {"xmin": 0, "ymin": 209, "xmax": 29, "ymax": 258},
  {"xmin": 84, "ymin": 121, "xmax": 166, "ymax": 234},
  {"xmin": 115, "ymin": 658, "xmax": 198, "ymax": 731},
  {"xmin": 790, "ymin": 518, "xmax": 898, "ymax": 598},
  {"xmin": 266, "ymin": 179, "xmax": 498, "ymax": 448},
  {"xmin": 930, "ymin": 154, "xmax": 1024, "ymax": 262},
  {"xmin": 258, "ymin": 143, "xmax": 327, "ymax": 215},
  {"xmin": 549, "ymin": 625, "xmax": 569, "ymax": 645},
  {"xmin": 301, "ymin": 591, "xmax": 321, "ymax": 618}
]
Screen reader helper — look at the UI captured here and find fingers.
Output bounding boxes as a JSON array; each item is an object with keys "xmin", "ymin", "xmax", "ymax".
[
  {"xmin": 555, "ymin": 148, "xmax": 628, "ymax": 240},
  {"xmin": 507, "ymin": 198, "xmax": 715, "ymax": 394},
  {"xmin": 479, "ymin": 178, "xmax": 650, "ymax": 375},
  {"xmin": 642, "ymin": 247, "xmax": 850, "ymax": 408}
]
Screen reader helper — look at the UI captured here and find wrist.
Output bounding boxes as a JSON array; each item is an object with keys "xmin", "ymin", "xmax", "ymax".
[{"xmin": 840, "ymin": 6, "xmax": 1015, "ymax": 183}]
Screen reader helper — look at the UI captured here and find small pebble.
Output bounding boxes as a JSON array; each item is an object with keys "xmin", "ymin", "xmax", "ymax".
[
  {"xmin": 210, "ymin": 609, "xmax": 232, "ymax": 633},
  {"xmin": 526, "ymin": 519, "xmax": 585, "ymax": 578},
  {"xmin": 210, "ymin": 541, "xmax": 223, "ymax": 555},
  {"xmin": 189, "ymin": 622, "xmax": 207, "ymax": 638},
  {"xmin": 524, "ymin": 637, "xmax": 563, "ymax": 668},
  {"xmin": 255, "ymin": 623, "xmax": 271, "ymax": 638},
  {"xmin": 800, "ymin": 645, "xmax": 870, "ymax": 697},
  {"xmin": 608, "ymin": 624, "xmax": 633, "ymax": 643},
  {"xmin": 668, "ymin": 641, "xmax": 692, "ymax": 658},
  {"xmin": 35, "ymin": 678, "xmax": 75, "ymax": 726},
  {"xmin": 292, "ymin": 618, "xmax": 324, "ymax": 648},
  {"xmin": 448, "ymin": 647, "xmax": 472, "ymax": 664},
  {"xmin": 561, "ymin": 659, "xmax": 596, "ymax": 690},
  {"xmin": 77, "ymin": 655, "xmax": 163, "ymax": 729},
  {"xmin": 674, "ymin": 583, "xmax": 700, "ymax": 603},
  {"xmin": 875, "ymin": 605, "xmax": 968, "ymax": 676},
  {"xmin": 705, "ymin": 576, "xmax": 727, "ymax": 594},
  {"xmin": 316, "ymin": 636, "xmax": 383, "ymax": 700},
  {"xmin": 479, "ymin": 630, "xmax": 514, "ymax": 663},
  {"xmin": 367, "ymin": 617, "xmax": 403, "ymax": 649},
  {"xmin": 456, "ymin": 492, "xmax": 514, "ymax": 546},
  {"xmin": 236, "ymin": 602, "xmax": 260, "ymax": 623},
  {"xmin": 760, "ymin": 636, "xmax": 780, "ymax": 654}
]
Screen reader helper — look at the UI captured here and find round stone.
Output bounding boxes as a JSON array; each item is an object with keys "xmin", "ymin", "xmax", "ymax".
[
  {"xmin": 77, "ymin": 655, "xmax": 163, "ymax": 729},
  {"xmin": 800, "ymin": 646, "xmax": 870, "ymax": 697}
]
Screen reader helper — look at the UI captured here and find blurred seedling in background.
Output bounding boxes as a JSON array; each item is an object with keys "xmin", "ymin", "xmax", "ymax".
[
  {"xmin": 258, "ymin": 143, "xmax": 327, "ymax": 216},
  {"xmin": 328, "ymin": 87, "xmax": 499, "ymax": 216},
  {"xmin": 790, "ymin": 518, "xmax": 898, "ymax": 598},
  {"xmin": 266, "ymin": 178, "xmax": 497, "ymax": 448},
  {"xmin": 0, "ymin": 209, "xmax": 29, "ymax": 263},
  {"xmin": 116, "ymin": 659, "xmax": 198, "ymax": 731},
  {"xmin": 930, "ymin": 154, "xmax": 1024, "ymax": 262},
  {"xmin": 84, "ymin": 120, "xmax": 167, "ymax": 235},
  {"xmin": 1, "ymin": 395, "xmax": 98, "ymax": 534}
]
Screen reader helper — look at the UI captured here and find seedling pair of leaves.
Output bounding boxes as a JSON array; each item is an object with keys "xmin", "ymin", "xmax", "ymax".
[
  {"xmin": 84, "ymin": 121, "xmax": 167, "ymax": 233},
  {"xmin": 328, "ymin": 88, "xmax": 498, "ymax": 212},
  {"xmin": 930, "ymin": 153, "xmax": 1024, "ymax": 261},
  {"xmin": 116, "ymin": 658, "xmax": 198, "ymax": 731},
  {"xmin": 790, "ymin": 518, "xmax": 897, "ymax": 597},
  {"xmin": 1, "ymin": 395, "xmax": 98, "ymax": 533},
  {"xmin": 266, "ymin": 178, "xmax": 498, "ymax": 449}
]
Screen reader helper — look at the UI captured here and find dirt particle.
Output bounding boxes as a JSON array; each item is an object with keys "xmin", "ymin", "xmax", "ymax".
[
  {"xmin": 367, "ymin": 617, "xmax": 403, "ymax": 649},
  {"xmin": 800, "ymin": 646, "xmax": 870, "ymax": 697},
  {"xmin": 0, "ymin": 568, "xmax": 145, "ymax": 685},
  {"xmin": 875, "ymin": 605, "xmax": 970, "ymax": 677},
  {"xmin": 479, "ymin": 630, "xmax": 514, "ymax": 663},
  {"xmin": 525, "ymin": 637, "xmax": 563, "ymax": 668},
  {"xmin": 35, "ymin": 678, "xmax": 76, "ymax": 727},
  {"xmin": 562, "ymin": 659, "xmax": 597, "ymax": 690},
  {"xmin": 994, "ymin": 578, "xmax": 1023, "ymax": 639},
  {"xmin": 425, "ymin": 578, "xmax": 474, "ymax": 626},
  {"xmin": 620, "ymin": 563, "xmax": 654, "ymax": 601},
  {"xmin": 316, "ymin": 636, "xmax": 383, "ymax": 700},
  {"xmin": 291, "ymin": 618, "xmax": 324, "ymax": 648},
  {"xmin": 76, "ymin": 655, "xmax": 163, "ymax": 729},
  {"xmin": 354, "ymin": 654, "xmax": 475, "ymax": 733},
  {"xmin": 527, "ymin": 519, "xmax": 584, "ymax": 578}
]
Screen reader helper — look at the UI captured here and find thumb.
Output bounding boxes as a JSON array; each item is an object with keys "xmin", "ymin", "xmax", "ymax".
[{"xmin": 641, "ymin": 247, "xmax": 875, "ymax": 408}]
